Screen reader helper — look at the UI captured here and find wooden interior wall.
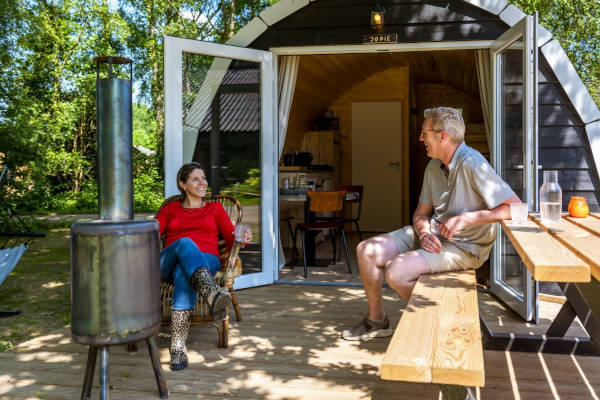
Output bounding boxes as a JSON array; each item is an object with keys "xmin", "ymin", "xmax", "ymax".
[
  {"xmin": 284, "ymin": 51, "xmax": 479, "ymax": 159},
  {"xmin": 283, "ymin": 51, "xmax": 482, "ymax": 224}
]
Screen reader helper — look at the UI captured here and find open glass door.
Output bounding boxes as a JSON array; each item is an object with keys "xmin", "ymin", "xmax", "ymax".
[
  {"xmin": 490, "ymin": 15, "xmax": 539, "ymax": 321},
  {"xmin": 164, "ymin": 36, "xmax": 277, "ymax": 290}
]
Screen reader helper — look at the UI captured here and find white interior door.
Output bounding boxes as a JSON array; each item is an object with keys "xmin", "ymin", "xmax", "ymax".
[
  {"xmin": 490, "ymin": 15, "xmax": 539, "ymax": 321},
  {"xmin": 351, "ymin": 102, "xmax": 403, "ymax": 231},
  {"xmin": 164, "ymin": 36, "xmax": 277, "ymax": 289}
]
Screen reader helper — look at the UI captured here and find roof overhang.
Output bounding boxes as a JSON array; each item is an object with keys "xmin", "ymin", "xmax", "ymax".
[{"xmin": 225, "ymin": 0, "xmax": 600, "ymax": 171}]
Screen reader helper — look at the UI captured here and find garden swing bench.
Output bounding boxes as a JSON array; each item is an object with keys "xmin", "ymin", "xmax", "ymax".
[{"xmin": 0, "ymin": 167, "xmax": 45, "ymax": 318}]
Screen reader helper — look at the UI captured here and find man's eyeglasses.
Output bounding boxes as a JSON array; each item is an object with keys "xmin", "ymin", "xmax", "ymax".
[{"xmin": 420, "ymin": 129, "xmax": 440, "ymax": 138}]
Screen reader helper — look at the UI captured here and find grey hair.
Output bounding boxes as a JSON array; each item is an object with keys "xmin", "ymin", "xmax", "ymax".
[{"xmin": 424, "ymin": 107, "xmax": 465, "ymax": 143}]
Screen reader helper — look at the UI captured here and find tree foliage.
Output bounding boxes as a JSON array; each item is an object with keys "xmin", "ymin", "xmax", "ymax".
[
  {"xmin": 0, "ymin": 0, "xmax": 274, "ymax": 212},
  {"xmin": 2, "ymin": 0, "xmax": 600, "ymax": 213},
  {"xmin": 510, "ymin": 0, "xmax": 600, "ymax": 103}
]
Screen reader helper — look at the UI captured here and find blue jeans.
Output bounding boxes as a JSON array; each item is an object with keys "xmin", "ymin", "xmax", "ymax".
[{"xmin": 160, "ymin": 237, "xmax": 221, "ymax": 310}]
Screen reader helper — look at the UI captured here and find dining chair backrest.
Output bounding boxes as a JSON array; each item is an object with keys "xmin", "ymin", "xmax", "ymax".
[
  {"xmin": 306, "ymin": 190, "xmax": 347, "ymax": 213},
  {"xmin": 337, "ymin": 185, "xmax": 363, "ymax": 216}
]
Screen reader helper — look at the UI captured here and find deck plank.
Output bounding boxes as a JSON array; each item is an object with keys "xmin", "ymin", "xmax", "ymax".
[
  {"xmin": 432, "ymin": 271, "xmax": 484, "ymax": 387},
  {"xmin": 0, "ymin": 285, "xmax": 598, "ymax": 399},
  {"xmin": 380, "ymin": 273, "xmax": 445, "ymax": 383}
]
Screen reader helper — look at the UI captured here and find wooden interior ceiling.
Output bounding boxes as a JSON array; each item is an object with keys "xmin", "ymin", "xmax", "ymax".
[{"xmin": 287, "ymin": 50, "xmax": 479, "ymax": 142}]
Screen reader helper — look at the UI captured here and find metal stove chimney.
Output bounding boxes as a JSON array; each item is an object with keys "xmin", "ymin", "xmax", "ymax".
[{"xmin": 69, "ymin": 56, "xmax": 167, "ymax": 399}]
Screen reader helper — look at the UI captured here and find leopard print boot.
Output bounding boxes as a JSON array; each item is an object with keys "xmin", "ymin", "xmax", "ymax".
[
  {"xmin": 170, "ymin": 309, "xmax": 192, "ymax": 371},
  {"xmin": 190, "ymin": 267, "xmax": 232, "ymax": 317}
]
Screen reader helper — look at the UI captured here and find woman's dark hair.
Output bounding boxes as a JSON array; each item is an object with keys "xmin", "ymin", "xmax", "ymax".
[{"xmin": 176, "ymin": 162, "xmax": 205, "ymax": 198}]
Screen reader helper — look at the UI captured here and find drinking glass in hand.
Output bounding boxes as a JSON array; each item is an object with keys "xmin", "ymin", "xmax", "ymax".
[
  {"xmin": 509, "ymin": 203, "xmax": 528, "ymax": 224},
  {"xmin": 235, "ymin": 224, "xmax": 251, "ymax": 247}
]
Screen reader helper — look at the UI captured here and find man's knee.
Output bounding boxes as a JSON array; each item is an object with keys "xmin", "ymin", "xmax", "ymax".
[
  {"xmin": 384, "ymin": 260, "xmax": 409, "ymax": 289},
  {"xmin": 356, "ymin": 235, "xmax": 395, "ymax": 262},
  {"xmin": 356, "ymin": 239, "xmax": 372, "ymax": 258},
  {"xmin": 384, "ymin": 252, "xmax": 430, "ymax": 287}
]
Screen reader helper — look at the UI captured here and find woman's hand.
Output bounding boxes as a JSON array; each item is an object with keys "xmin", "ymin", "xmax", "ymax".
[{"xmin": 234, "ymin": 225, "xmax": 252, "ymax": 246}]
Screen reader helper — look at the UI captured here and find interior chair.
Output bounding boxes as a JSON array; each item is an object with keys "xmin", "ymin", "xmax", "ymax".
[
  {"xmin": 337, "ymin": 185, "xmax": 364, "ymax": 241},
  {"xmin": 159, "ymin": 194, "xmax": 243, "ymax": 348},
  {"xmin": 293, "ymin": 190, "xmax": 353, "ymax": 278}
]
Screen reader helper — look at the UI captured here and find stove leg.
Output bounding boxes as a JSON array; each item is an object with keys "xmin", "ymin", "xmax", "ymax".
[
  {"xmin": 99, "ymin": 346, "xmax": 110, "ymax": 400},
  {"xmin": 146, "ymin": 337, "xmax": 169, "ymax": 399},
  {"xmin": 81, "ymin": 346, "xmax": 98, "ymax": 400}
]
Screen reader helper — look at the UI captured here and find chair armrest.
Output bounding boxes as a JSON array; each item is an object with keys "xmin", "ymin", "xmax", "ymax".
[{"xmin": 216, "ymin": 241, "xmax": 243, "ymax": 286}]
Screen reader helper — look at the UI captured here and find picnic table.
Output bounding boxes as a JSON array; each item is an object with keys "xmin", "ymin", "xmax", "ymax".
[{"xmin": 487, "ymin": 213, "xmax": 600, "ymax": 355}]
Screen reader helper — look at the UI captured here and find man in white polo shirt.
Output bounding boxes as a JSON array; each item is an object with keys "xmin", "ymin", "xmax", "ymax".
[{"xmin": 342, "ymin": 106, "xmax": 520, "ymax": 341}]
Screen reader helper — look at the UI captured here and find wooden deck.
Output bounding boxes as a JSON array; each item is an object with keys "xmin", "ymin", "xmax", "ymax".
[{"xmin": 1, "ymin": 284, "xmax": 599, "ymax": 399}]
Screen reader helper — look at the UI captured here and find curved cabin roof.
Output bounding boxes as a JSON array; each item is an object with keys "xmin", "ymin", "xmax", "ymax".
[{"xmin": 225, "ymin": 0, "xmax": 600, "ymax": 192}]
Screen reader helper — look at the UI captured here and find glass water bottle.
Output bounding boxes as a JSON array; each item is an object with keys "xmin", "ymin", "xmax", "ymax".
[{"xmin": 540, "ymin": 170, "xmax": 562, "ymax": 223}]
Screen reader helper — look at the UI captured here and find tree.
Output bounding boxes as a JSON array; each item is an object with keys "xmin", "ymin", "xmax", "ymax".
[
  {"xmin": 0, "ymin": 0, "xmax": 126, "ymax": 210},
  {"xmin": 510, "ymin": 0, "xmax": 600, "ymax": 104},
  {"xmin": 121, "ymin": 0, "xmax": 276, "ymax": 176},
  {"xmin": 0, "ymin": 0, "xmax": 276, "ymax": 212}
]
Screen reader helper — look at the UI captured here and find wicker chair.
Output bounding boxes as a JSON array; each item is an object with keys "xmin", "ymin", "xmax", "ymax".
[{"xmin": 159, "ymin": 194, "xmax": 243, "ymax": 348}]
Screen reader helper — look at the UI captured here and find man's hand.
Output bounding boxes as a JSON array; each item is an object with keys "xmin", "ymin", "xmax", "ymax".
[
  {"xmin": 419, "ymin": 232, "xmax": 443, "ymax": 253},
  {"xmin": 438, "ymin": 214, "xmax": 470, "ymax": 241}
]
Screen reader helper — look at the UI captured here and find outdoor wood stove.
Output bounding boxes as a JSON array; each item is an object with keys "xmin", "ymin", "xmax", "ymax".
[{"xmin": 70, "ymin": 56, "xmax": 168, "ymax": 400}]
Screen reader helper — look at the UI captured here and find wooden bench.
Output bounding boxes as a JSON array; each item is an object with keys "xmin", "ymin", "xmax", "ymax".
[{"xmin": 380, "ymin": 270, "xmax": 484, "ymax": 400}]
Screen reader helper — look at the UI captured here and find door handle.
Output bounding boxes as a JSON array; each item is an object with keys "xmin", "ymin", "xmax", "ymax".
[{"xmin": 389, "ymin": 161, "xmax": 401, "ymax": 167}]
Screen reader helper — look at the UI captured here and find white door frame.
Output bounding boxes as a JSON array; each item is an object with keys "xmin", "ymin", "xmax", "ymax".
[
  {"xmin": 164, "ymin": 35, "xmax": 278, "ymax": 289},
  {"xmin": 490, "ymin": 15, "xmax": 539, "ymax": 321},
  {"xmin": 163, "ymin": 36, "xmax": 537, "ymax": 287}
]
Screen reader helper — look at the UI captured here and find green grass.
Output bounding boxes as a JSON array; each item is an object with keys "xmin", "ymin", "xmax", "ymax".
[
  {"xmin": 237, "ymin": 197, "xmax": 261, "ymax": 206},
  {"xmin": 0, "ymin": 225, "xmax": 72, "ymax": 351}
]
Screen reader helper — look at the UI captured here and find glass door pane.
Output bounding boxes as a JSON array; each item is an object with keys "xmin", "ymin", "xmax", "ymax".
[
  {"xmin": 182, "ymin": 54, "xmax": 263, "ymax": 280},
  {"xmin": 490, "ymin": 15, "xmax": 538, "ymax": 321},
  {"xmin": 164, "ymin": 37, "xmax": 277, "ymax": 289},
  {"xmin": 500, "ymin": 43, "xmax": 526, "ymax": 297}
]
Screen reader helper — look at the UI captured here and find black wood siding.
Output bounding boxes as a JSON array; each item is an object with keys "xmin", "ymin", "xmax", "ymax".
[
  {"xmin": 249, "ymin": 0, "xmax": 600, "ymax": 211},
  {"xmin": 503, "ymin": 53, "xmax": 600, "ymax": 211},
  {"xmin": 250, "ymin": 0, "xmax": 506, "ymax": 49}
]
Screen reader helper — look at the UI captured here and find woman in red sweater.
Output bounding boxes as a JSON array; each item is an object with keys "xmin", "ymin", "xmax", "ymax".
[{"xmin": 156, "ymin": 162, "xmax": 235, "ymax": 371}]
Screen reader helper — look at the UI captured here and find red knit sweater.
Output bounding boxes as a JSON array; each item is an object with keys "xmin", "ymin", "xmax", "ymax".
[{"xmin": 156, "ymin": 201, "xmax": 235, "ymax": 256}]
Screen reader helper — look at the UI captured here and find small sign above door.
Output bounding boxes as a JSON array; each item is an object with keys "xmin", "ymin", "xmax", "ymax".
[{"xmin": 363, "ymin": 33, "xmax": 398, "ymax": 44}]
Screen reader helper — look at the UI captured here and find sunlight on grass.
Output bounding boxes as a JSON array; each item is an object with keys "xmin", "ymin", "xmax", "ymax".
[
  {"xmin": 0, "ymin": 227, "xmax": 71, "ymax": 351},
  {"xmin": 41, "ymin": 282, "xmax": 65, "ymax": 289}
]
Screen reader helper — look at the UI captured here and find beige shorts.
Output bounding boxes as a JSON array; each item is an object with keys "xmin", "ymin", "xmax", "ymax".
[{"xmin": 386, "ymin": 226, "xmax": 483, "ymax": 273}]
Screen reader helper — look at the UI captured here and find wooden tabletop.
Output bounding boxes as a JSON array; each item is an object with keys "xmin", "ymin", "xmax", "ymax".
[{"xmin": 500, "ymin": 213, "xmax": 600, "ymax": 282}]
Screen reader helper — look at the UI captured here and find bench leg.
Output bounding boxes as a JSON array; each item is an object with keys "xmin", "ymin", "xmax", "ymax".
[{"xmin": 438, "ymin": 384, "xmax": 476, "ymax": 400}]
